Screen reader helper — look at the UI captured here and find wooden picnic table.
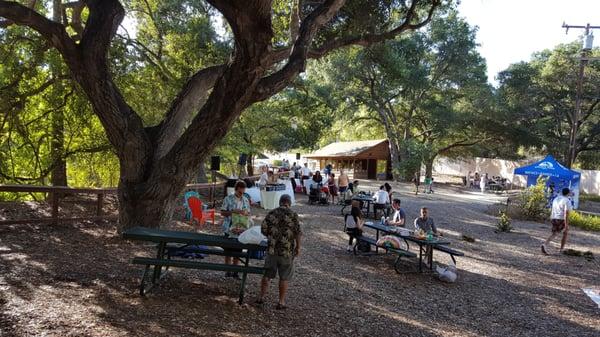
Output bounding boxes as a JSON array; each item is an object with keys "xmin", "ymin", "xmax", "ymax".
[
  {"xmin": 364, "ymin": 222, "xmax": 457, "ymax": 273},
  {"xmin": 122, "ymin": 226, "xmax": 267, "ymax": 304}
]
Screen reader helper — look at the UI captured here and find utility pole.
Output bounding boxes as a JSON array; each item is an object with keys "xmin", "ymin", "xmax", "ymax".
[{"xmin": 562, "ymin": 22, "xmax": 600, "ymax": 168}]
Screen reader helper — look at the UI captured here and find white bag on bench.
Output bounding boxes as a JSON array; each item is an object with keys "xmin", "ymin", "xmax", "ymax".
[{"xmin": 238, "ymin": 226, "xmax": 266, "ymax": 245}]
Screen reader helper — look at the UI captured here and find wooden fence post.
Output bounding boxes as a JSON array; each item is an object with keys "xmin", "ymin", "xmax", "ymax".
[
  {"xmin": 51, "ymin": 191, "xmax": 59, "ymax": 224},
  {"xmin": 96, "ymin": 193, "xmax": 104, "ymax": 222}
]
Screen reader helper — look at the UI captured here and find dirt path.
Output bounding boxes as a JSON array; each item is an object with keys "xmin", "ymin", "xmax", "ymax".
[{"xmin": 1, "ymin": 182, "xmax": 599, "ymax": 336}]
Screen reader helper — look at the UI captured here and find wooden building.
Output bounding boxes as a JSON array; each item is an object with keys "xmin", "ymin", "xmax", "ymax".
[{"xmin": 305, "ymin": 139, "xmax": 392, "ymax": 180}]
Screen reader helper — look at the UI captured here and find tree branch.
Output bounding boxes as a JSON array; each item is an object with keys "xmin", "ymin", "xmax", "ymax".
[
  {"xmin": 0, "ymin": 1, "xmax": 77, "ymax": 60},
  {"xmin": 154, "ymin": 64, "xmax": 226, "ymax": 159},
  {"xmin": 252, "ymin": 0, "xmax": 346, "ymax": 102}
]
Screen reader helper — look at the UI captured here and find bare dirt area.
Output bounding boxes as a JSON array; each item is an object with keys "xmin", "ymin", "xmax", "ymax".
[{"xmin": 1, "ymin": 182, "xmax": 599, "ymax": 337}]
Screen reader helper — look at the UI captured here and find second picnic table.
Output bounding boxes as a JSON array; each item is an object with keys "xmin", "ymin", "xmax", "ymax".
[{"xmin": 363, "ymin": 222, "xmax": 456, "ymax": 273}]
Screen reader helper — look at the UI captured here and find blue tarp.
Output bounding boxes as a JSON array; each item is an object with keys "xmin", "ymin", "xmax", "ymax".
[{"xmin": 513, "ymin": 155, "xmax": 580, "ymax": 209}]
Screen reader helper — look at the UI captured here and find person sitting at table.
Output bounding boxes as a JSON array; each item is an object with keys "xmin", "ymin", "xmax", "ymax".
[
  {"xmin": 414, "ymin": 207, "xmax": 439, "ymax": 235},
  {"xmin": 384, "ymin": 182, "xmax": 393, "ymax": 200},
  {"xmin": 267, "ymin": 170, "xmax": 278, "ymax": 184},
  {"xmin": 349, "ymin": 180, "xmax": 359, "ymax": 194},
  {"xmin": 414, "ymin": 207, "xmax": 440, "ymax": 265},
  {"xmin": 386, "ymin": 198, "xmax": 406, "ymax": 227},
  {"xmin": 220, "ymin": 180, "xmax": 251, "ymax": 278},
  {"xmin": 327, "ymin": 173, "xmax": 338, "ymax": 204},
  {"xmin": 312, "ymin": 170, "xmax": 323, "ymax": 184},
  {"xmin": 345, "ymin": 206, "xmax": 364, "ymax": 252},
  {"xmin": 373, "ymin": 185, "xmax": 390, "ymax": 218}
]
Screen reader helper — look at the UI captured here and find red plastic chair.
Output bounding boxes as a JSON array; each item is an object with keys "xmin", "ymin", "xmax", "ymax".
[{"xmin": 187, "ymin": 196, "xmax": 215, "ymax": 227}]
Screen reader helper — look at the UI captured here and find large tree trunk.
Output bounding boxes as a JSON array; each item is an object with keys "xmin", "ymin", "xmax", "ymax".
[
  {"xmin": 197, "ymin": 161, "xmax": 208, "ymax": 183},
  {"xmin": 388, "ymin": 139, "xmax": 402, "ymax": 181},
  {"xmin": 424, "ymin": 156, "xmax": 435, "ymax": 179},
  {"xmin": 50, "ymin": 0, "xmax": 67, "ymax": 188},
  {"xmin": 247, "ymin": 153, "xmax": 254, "ymax": 177}
]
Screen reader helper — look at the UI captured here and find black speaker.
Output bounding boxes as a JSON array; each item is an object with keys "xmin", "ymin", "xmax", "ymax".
[
  {"xmin": 238, "ymin": 153, "xmax": 248, "ymax": 166},
  {"xmin": 296, "ymin": 153, "xmax": 301, "ymax": 160},
  {"xmin": 210, "ymin": 156, "xmax": 220, "ymax": 171}
]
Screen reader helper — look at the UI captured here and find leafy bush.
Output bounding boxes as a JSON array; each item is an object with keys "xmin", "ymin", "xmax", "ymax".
[
  {"xmin": 580, "ymin": 194, "xmax": 600, "ymax": 203},
  {"xmin": 496, "ymin": 210, "xmax": 513, "ymax": 232},
  {"xmin": 272, "ymin": 160, "xmax": 283, "ymax": 167},
  {"xmin": 518, "ymin": 176, "xmax": 549, "ymax": 220},
  {"xmin": 569, "ymin": 211, "xmax": 600, "ymax": 231}
]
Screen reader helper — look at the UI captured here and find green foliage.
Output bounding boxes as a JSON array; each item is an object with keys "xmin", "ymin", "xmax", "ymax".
[
  {"xmin": 497, "ymin": 42, "xmax": 600, "ymax": 165},
  {"xmin": 315, "ymin": 7, "xmax": 494, "ymax": 180},
  {"xmin": 518, "ymin": 176, "xmax": 549, "ymax": 220},
  {"xmin": 568, "ymin": 211, "xmax": 600, "ymax": 231},
  {"xmin": 397, "ymin": 139, "xmax": 427, "ymax": 180},
  {"xmin": 496, "ymin": 210, "xmax": 513, "ymax": 232},
  {"xmin": 580, "ymin": 193, "xmax": 600, "ymax": 203}
]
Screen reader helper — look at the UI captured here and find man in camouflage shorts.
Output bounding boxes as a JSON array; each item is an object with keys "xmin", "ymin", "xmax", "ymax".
[{"xmin": 257, "ymin": 194, "xmax": 302, "ymax": 310}]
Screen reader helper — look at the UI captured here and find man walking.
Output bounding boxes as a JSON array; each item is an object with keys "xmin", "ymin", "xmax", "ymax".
[
  {"xmin": 542, "ymin": 188, "xmax": 572, "ymax": 255},
  {"xmin": 257, "ymin": 194, "xmax": 302, "ymax": 309}
]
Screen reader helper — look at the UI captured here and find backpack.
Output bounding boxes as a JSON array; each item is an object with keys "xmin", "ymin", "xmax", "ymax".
[{"xmin": 357, "ymin": 239, "xmax": 371, "ymax": 253}]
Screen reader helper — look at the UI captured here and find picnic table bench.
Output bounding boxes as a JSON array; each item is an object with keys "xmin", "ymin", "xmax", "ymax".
[
  {"xmin": 122, "ymin": 226, "xmax": 267, "ymax": 304},
  {"xmin": 354, "ymin": 235, "xmax": 417, "ymax": 273},
  {"xmin": 363, "ymin": 222, "xmax": 465, "ymax": 273}
]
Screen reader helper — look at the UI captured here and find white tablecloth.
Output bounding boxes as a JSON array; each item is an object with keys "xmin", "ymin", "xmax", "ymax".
[
  {"xmin": 260, "ymin": 190, "xmax": 288, "ymax": 210},
  {"xmin": 278, "ymin": 179, "xmax": 296, "ymax": 205},
  {"xmin": 260, "ymin": 180, "xmax": 296, "ymax": 210}
]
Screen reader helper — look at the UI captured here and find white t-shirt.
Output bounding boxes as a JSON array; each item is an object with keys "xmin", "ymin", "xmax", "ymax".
[
  {"xmin": 301, "ymin": 166, "xmax": 311, "ymax": 177},
  {"xmin": 551, "ymin": 195, "xmax": 573, "ymax": 220},
  {"xmin": 375, "ymin": 190, "xmax": 389, "ymax": 204},
  {"xmin": 258, "ymin": 172, "xmax": 268, "ymax": 186}
]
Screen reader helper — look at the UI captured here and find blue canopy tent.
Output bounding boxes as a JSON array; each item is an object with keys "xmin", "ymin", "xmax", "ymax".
[{"xmin": 513, "ymin": 155, "xmax": 580, "ymax": 209}]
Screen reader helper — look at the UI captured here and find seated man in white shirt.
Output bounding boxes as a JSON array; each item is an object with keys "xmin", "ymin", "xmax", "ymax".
[
  {"xmin": 374, "ymin": 185, "xmax": 390, "ymax": 218},
  {"xmin": 386, "ymin": 199, "xmax": 406, "ymax": 227}
]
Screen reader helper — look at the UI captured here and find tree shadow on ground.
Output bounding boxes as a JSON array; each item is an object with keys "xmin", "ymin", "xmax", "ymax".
[{"xmin": 0, "ymin": 198, "xmax": 599, "ymax": 337}]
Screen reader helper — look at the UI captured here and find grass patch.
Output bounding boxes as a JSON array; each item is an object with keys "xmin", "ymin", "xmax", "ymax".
[
  {"xmin": 569, "ymin": 211, "xmax": 600, "ymax": 231},
  {"xmin": 580, "ymin": 194, "xmax": 600, "ymax": 203}
]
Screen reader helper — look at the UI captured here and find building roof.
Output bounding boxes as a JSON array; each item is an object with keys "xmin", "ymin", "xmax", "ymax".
[{"xmin": 305, "ymin": 139, "xmax": 389, "ymax": 160}]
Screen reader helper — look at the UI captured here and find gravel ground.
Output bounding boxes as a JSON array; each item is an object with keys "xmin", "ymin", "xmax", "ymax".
[{"xmin": 1, "ymin": 181, "xmax": 599, "ymax": 337}]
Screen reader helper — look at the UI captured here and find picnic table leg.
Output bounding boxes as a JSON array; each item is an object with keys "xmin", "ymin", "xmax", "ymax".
[
  {"xmin": 418, "ymin": 244, "xmax": 423, "ymax": 273},
  {"xmin": 152, "ymin": 242, "xmax": 166, "ymax": 284},
  {"xmin": 428, "ymin": 247, "xmax": 434, "ymax": 271},
  {"xmin": 375, "ymin": 229, "xmax": 380, "ymax": 254},
  {"xmin": 140, "ymin": 264, "xmax": 151, "ymax": 296},
  {"xmin": 238, "ymin": 252, "xmax": 251, "ymax": 305}
]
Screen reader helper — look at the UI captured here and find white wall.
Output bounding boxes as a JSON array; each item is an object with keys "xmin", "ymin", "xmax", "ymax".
[
  {"xmin": 432, "ymin": 156, "xmax": 529, "ymax": 187},
  {"xmin": 580, "ymin": 169, "xmax": 600, "ymax": 195},
  {"xmin": 433, "ymin": 156, "xmax": 600, "ymax": 194}
]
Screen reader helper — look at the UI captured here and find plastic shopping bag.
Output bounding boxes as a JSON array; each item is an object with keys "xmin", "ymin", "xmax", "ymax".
[
  {"xmin": 237, "ymin": 225, "xmax": 266, "ymax": 245},
  {"xmin": 436, "ymin": 261, "xmax": 457, "ymax": 283}
]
